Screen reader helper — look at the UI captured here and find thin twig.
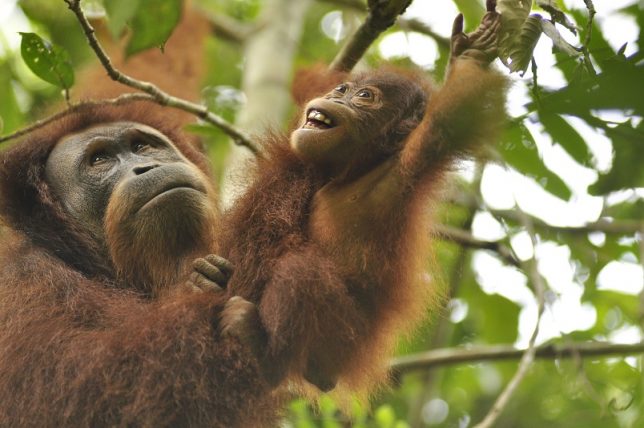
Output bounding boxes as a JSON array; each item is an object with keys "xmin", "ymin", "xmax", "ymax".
[
  {"xmin": 449, "ymin": 193, "xmax": 643, "ymax": 235},
  {"xmin": 506, "ymin": 210, "xmax": 640, "ymax": 234},
  {"xmin": 473, "ymin": 208, "xmax": 546, "ymax": 428},
  {"xmin": 391, "ymin": 341, "xmax": 644, "ymax": 373},
  {"xmin": 434, "ymin": 224, "xmax": 520, "ymax": 267},
  {"xmin": 568, "ymin": 339, "xmax": 610, "ymax": 414},
  {"xmin": 530, "ymin": 57, "xmax": 541, "ymax": 104},
  {"xmin": 0, "ymin": 93, "xmax": 153, "ymax": 143},
  {"xmin": 582, "ymin": 0, "xmax": 596, "ymax": 51},
  {"xmin": 318, "ymin": 0, "xmax": 366, "ymax": 10},
  {"xmin": 580, "ymin": 0, "xmax": 597, "ymax": 75},
  {"xmin": 638, "ymin": 225, "xmax": 644, "ymax": 327},
  {"xmin": 329, "ymin": 0, "xmax": 412, "ymax": 72},
  {"xmin": 397, "ymin": 17, "xmax": 450, "ymax": 50},
  {"xmin": 62, "ymin": 0, "xmax": 259, "ymax": 154},
  {"xmin": 201, "ymin": 9, "xmax": 259, "ymax": 44},
  {"xmin": 316, "ymin": 0, "xmax": 450, "ymax": 49}
]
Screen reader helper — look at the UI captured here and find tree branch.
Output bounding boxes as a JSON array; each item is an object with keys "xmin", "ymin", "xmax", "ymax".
[
  {"xmin": 397, "ymin": 17, "xmax": 450, "ymax": 50},
  {"xmin": 449, "ymin": 193, "xmax": 643, "ymax": 235},
  {"xmin": 580, "ymin": 0, "xmax": 597, "ymax": 75},
  {"xmin": 434, "ymin": 224, "xmax": 520, "ymax": 267},
  {"xmin": 638, "ymin": 225, "xmax": 644, "ymax": 327},
  {"xmin": 319, "ymin": 0, "xmax": 366, "ymax": 10},
  {"xmin": 329, "ymin": 0, "xmax": 413, "ymax": 72},
  {"xmin": 62, "ymin": 0, "xmax": 260, "ymax": 155},
  {"xmin": 200, "ymin": 9, "xmax": 259, "ymax": 44},
  {"xmin": 498, "ymin": 208, "xmax": 641, "ymax": 235},
  {"xmin": 318, "ymin": 0, "xmax": 450, "ymax": 49},
  {"xmin": 0, "ymin": 94, "xmax": 154, "ymax": 143},
  {"xmin": 391, "ymin": 341, "xmax": 644, "ymax": 373}
]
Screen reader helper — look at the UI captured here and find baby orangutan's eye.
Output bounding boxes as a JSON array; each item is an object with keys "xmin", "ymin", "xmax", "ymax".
[
  {"xmin": 355, "ymin": 89, "xmax": 373, "ymax": 99},
  {"xmin": 334, "ymin": 84, "xmax": 348, "ymax": 94}
]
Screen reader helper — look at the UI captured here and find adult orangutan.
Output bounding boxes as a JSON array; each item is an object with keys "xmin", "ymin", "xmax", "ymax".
[
  {"xmin": 0, "ymin": 3, "xmax": 285, "ymax": 425},
  {"xmin": 220, "ymin": 0, "xmax": 506, "ymax": 396},
  {"xmin": 0, "ymin": 102, "xmax": 278, "ymax": 427}
]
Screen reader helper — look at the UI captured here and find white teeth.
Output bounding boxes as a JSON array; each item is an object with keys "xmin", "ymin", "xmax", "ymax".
[{"xmin": 307, "ymin": 110, "xmax": 333, "ymax": 126}]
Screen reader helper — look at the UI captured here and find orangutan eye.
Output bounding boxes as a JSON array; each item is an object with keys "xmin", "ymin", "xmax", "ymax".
[
  {"xmin": 334, "ymin": 84, "xmax": 348, "ymax": 94},
  {"xmin": 132, "ymin": 141, "xmax": 149, "ymax": 153},
  {"xmin": 355, "ymin": 89, "xmax": 373, "ymax": 99},
  {"xmin": 89, "ymin": 151, "xmax": 110, "ymax": 166}
]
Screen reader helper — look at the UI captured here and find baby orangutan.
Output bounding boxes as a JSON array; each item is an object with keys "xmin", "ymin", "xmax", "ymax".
[{"xmin": 220, "ymin": 0, "xmax": 507, "ymax": 396}]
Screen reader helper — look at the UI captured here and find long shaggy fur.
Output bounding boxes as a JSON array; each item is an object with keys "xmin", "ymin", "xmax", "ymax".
[
  {"xmin": 219, "ymin": 59, "xmax": 507, "ymax": 401},
  {"xmin": 0, "ymin": 101, "xmax": 281, "ymax": 427},
  {"xmin": 219, "ymin": 136, "xmax": 436, "ymax": 399}
]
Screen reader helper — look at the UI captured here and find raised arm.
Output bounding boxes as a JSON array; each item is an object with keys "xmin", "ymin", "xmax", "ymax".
[{"xmin": 399, "ymin": 0, "xmax": 507, "ymax": 179}]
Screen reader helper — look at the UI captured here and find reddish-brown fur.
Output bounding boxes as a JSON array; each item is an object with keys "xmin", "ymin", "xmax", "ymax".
[
  {"xmin": 0, "ymin": 3, "xmax": 286, "ymax": 423},
  {"xmin": 0, "ymin": 3, "xmax": 505, "ymax": 424},
  {"xmin": 0, "ymin": 102, "xmax": 281, "ymax": 427},
  {"xmin": 290, "ymin": 64, "xmax": 348, "ymax": 106},
  {"xmin": 0, "ymin": 7, "xmax": 288, "ymax": 424},
  {"xmin": 220, "ymin": 58, "xmax": 507, "ymax": 399}
]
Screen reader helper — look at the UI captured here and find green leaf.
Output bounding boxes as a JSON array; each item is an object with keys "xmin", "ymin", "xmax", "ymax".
[
  {"xmin": 540, "ymin": 19, "xmax": 581, "ymax": 58},
  {"xmin": 19, "ymin": 32, "xmax": 74, "ymax": 89},
  {"xmin": 545, "ymin": 60, "xmax": 644, "ymax": 115},
  {"xmin": 0, "ymin": 64, "xmax": 24, "ymax": 134},
  {"xmin": 221, "ymin": 0, "xmax": 261, "ymax": 21},
  {"xmin": 460, "ymin": 280, "xmax": 521, "ymax": 344},
  {"xmin": 590, "ymin": 122, "xmax": 644, "ymax": 194},
  {"xmin": 588, "ymin": 360, "xmax": 641, "ymax": 392},
  {"xmin": 603, "ymin": 198, "xmax": 644, "ymax": 221},
  {"xmin": 508, "ymin": 14, "xmax": 543, "ymax": 74},
  {"xmin": 374, "ymin": 404, "xmax": 396, "ymax": 428},
  {"xmin": 500, "ymin": 122, "xmax": 572, "ymax": 200},
  {"xmin": 104, "ymin": 0, "xmax": 141, "ymax": 39},
  {"xmin": 538, "ymin": 112, "xmax": 592, "ymax": 166},
  {"xmin": 537, "ymin": 0, "xmax": 577, "ymax": 34},
  {"xmin": 592, "ymin": 291, "xmax": 640, "ymax": 331},
  {"xmin": 571, "ymin": 9, "xmax": 616, "ymax": 63},
  {"xmin": 288, "ymin": 399, "xmax": 316, "ymax": 428},
  {"xmin": 497, "ymin": 0, "xmax": 532, "ymax": 32},
  {"xmin": 125, "ymin": 0, "xmax": 182, "ymax": 56},
  {"xmin": 497, "ymin": 0, "xmax": 534, "ymax": 70},
  {"xmin": 319, "ymin": 395, "xmax": 341, "ymax": 427}
]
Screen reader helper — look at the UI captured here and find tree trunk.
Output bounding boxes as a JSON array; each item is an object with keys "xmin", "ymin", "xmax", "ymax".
[{"xmin": 221, "ymin": 0, "xmax": 313, "ymax": 206}]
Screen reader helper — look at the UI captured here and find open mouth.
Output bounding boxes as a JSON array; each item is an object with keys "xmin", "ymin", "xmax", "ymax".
[{"xmin": 303, "ymin": 109, "xmax": 335, "ymax": 130}]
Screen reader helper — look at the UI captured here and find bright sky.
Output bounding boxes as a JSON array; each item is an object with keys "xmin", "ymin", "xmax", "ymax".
[{"xmin": 0, "ymin": 0, "xmax": 642, "ymax": 348}]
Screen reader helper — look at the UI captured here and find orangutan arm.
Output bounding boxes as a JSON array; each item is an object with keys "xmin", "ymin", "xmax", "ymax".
[{"xmin": 399, "ymin": 1, "xmax": 507, "ymax": 180}]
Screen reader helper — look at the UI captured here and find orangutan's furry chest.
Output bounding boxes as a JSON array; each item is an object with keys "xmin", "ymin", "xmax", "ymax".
[{"xmin": 308, "ymin": 160, "xmax": 401, "ymax": 262}]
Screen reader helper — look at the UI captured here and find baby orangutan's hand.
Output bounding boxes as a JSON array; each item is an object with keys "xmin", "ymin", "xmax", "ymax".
[{"xmin": 450, "ymin": 0, "xmax": 500, "ymax": 65}]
